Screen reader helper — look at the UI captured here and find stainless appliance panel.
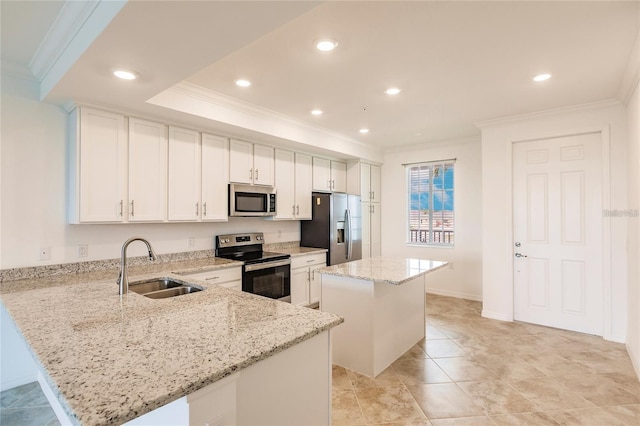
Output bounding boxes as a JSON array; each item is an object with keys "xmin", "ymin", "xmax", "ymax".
[{"xmin": 301, "ymin": 192, "xmax": 362, "ymax": 266}]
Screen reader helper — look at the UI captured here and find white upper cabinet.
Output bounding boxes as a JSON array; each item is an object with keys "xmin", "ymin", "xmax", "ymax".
[
  {"xmin": 294, "ymin": 153, "xmax": 312, "ymax": 219},
  {"xmin": 168, "ymin": 126, "xmax": 201, "ymax": 221},
  {"xmin": 312, "ymin": 157, "xmax": 346, "ymax": 193},
  {"xmin": 274, "ymin": 150, "xmax": 312, "ymax": 220},
  {"xmin": 70, "ymin": 107, "xmax": 127, "ymax": 223},
  {"xmin": 201, "ymin": 134, "xmax": 229, "ymax": 221},
  {"xmin": 348, "ymin": 162, "xmax": 381, "ymax": 202},
  {"xmin": 274, "ymin": 149, "xmax": 295, "ymax": 220},
  {"xmin": 229, "ymin": 140, "xmax": 274, "ymax": 186},
  {"xmin": 168, "ymin": 130, "xmax": 229, "ymax": 222},
  {"xmin": 128, "ymin": 118, "xmax": 167, "ymax": 222},
  {"xmin": 253, "ymin": 143, "xmax": 275, "ymax": 186}
]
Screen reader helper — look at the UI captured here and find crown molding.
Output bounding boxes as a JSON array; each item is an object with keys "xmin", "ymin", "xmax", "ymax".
[
  {"xmin": 616, "ymin": 28, "xmax": 640, "ymax": 106},
  {"xmin": 1, "ymin": 61, "xmax": 38, "ymax": 83},
  {"xmin": 474, "ymin": 99, "xmax": 623, "ymax": 130},
  {"xmin": 28, "ymin": 1, "xmax": 100, "ymax": 82},
  {"xmin": 164, "ymin": 81, "xmax": 372, "ymax": 150},
  {"xmin": 383, "ymin": 135, "xmax": 481, "ymax": 155}
]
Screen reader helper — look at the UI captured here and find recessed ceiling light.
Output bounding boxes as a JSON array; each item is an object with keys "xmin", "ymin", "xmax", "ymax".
[
  {"xmin": 235, "ymin": 79, "xmax": 251, "ymax": 87},
  {"xmin": 359, "ymin": 128, "xmax": 369, "ymax": 134},
  {"xmin": 316, "ymin": 39, "xmax": 338, "ymax": 52},
  {"xmin": 385, "ymin": 87, "xmax": 401, "ymax": 95},
  {"xmin": 533, "ymin": 73, "xmax": 551, "ymax": 82},
  {"xmin": 311, "ymin": 109, "xmax": 323, "ymax": 116},
  {"xmin": 113, "ymin": 69, "xmax": 137, "ymax": 80}
]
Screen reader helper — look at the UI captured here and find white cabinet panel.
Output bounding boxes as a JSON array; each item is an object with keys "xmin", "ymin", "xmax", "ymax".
[
  {"xmin": 168, "ymin": 126, "xmax": 201, "ymax": 221},
  {"xmin": 180, "ymin": 267, "xmax": 241, "ymax": 291},
  {"xmin": 253, "ymin": 144, "xmax": 274, "ymax": 186},
  {"xmin": 370, "ymin": 165, "xmax": 381, "ymax": 202},
  {"xmin": 230, "ymin": 140, "xmax": 274, "ymax": 186},
  {"xmin": 75, "ymin": 107, "xmax": 127, "ymax": 223},
  {"xmin": 294, "ymin": 153, "xmax": 313, "ymax": 219},
  {"xmin": 229, "ymin": 140, "xmax": 254, "ymax": 184},
  {"xmin": 291, "ymin": 253, "xmax": 326, "ymax": 307},
  {"xmin": 331, "ymin": 161, "xmax": 347, "ymax": 193},
  {"xmin": 201, "ymin": 134, "xmax": 229, "ymax": 221},
  {"xmin": 312, "ymin": 157, "xmax": 331, "ymax": 192},
  {"xmin": 274, "ymin": 149, "xmax": 295, "ymax": 220},
  {"xmin": 370, "ymin": 202, "xmax": 381, "ymax": 257},
  {"xmin": 291, "ymin": 267, "xmax": 310, "ymax": 306},
  {"xmin": 128, "ymin": 118, "xmax": 167, "ymax": 222}
]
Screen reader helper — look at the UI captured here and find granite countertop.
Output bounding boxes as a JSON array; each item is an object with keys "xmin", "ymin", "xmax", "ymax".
[
  {"xmin": 274, "ymin": 246, "xmax": 327, "ymax": 257},
  {"xmin": 317, "ymin": 257, "xmax": 448, "ymax": 285},
  {"xmin": 0, "ymin": 257, "xmax": 343, "ymax": 425}
]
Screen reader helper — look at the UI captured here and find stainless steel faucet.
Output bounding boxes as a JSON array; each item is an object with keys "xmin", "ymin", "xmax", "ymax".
[{"xmin": 117, "ymin": 237, "xmax": 158, "ymax": 295}]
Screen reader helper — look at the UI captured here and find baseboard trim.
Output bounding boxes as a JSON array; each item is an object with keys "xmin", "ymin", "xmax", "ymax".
[
  {"xmin": 626, "ymin": 343, "xmax": 640, "ymax": 381},
  {"xmin": 425, "ymin": 288, "xmax": 482, "ymax": 302},
  {"xmin": 481, "ymin": 310, "xmax": 513, "ymax": 322}
]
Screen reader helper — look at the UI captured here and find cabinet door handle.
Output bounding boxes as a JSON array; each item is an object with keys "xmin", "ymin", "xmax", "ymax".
[
  {"xmin": 292, "ymin": 205, "xmax": 296, "ymax": 215},
  {"xmin": 255, "ymin": 169, "xmax": 259, "ymax": 181},
  {"xmin": 331, "ymin": 179, "xmax": 335, "ymax": 189},
  {"xmin": 328, "ymin": 179, "xmax": 331, "ymax": 189},
  {"xmin": 130, "ymin": 200, "xmax": 135, "ymax": 217},
  {"xmin": 306, "ymin": 259, "xmax": 314, "ymax": 263},
  {"xmin": 372, "ymin": 204, "xmax": 375, "ymax": 213},
  {"xmin": 250, "ymin": 169, "xmax": 253, "ymax": 181},
  {"xmin": 371, "ymin": 191, "xmax": 375, "ymax": 200},
  {"xmin": 195, "ymin": 202, "xmax": 199, "ymax": 216},
  {"xmin": 205, "ymin": 276, "xmax": 220, "ymax": 281},
  {"xmin": 296, "ymin": 205, "xmax": 299, "ymax": 215},
  {"xmin": 119, "ymin": 200, "xmax": 123, "ymax": 217},
  {"xmin": 203, "ymin": 202, "xmax": 207, "ymax": 216}
]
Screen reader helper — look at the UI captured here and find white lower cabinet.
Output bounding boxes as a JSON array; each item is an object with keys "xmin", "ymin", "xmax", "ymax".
[
  {"xmin": 291, "ymin": 253, "xmax": 326, "ymax": 307},
  {"xmin": 362, "ymin": 202, "xmax": 381, "ymax": 258},
  {"xmin": 179, "ymin": 267, "xmax": 241, "ymax": 291}
]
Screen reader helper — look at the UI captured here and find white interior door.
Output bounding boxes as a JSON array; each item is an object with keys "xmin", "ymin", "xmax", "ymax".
[{"xmin": 513, "ymin": 133, "xmax": 603, "ymax": 335}]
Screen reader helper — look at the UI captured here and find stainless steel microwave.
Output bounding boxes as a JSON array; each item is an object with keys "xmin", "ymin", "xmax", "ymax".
[{"xmin": 229, "ymin": 184, "xmax": 277, "ymax": 217}]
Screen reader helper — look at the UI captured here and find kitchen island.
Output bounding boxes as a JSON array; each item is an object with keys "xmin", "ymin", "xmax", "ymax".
[
  {"xmin": 1, "ymin": 256, "xmax": 342, "ymax": 425},
  {"xmin": 318, "ymin": 257, "xmax": 447, "ymax": 378}
]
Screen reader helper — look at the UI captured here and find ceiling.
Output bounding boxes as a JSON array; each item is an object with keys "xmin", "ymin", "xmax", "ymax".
[{"xmin": 2, "ymin": 1, "xmax": 639, "ymax": 160}]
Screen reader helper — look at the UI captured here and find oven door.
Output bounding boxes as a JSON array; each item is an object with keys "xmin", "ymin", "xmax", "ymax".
[{"xmin": 243, "ymin": 259, "xmax": 291, "ymax": 302}]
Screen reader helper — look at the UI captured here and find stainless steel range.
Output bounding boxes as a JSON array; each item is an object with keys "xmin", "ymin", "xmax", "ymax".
[{"xmin": 215, "ymin": 232, "xmax": 291, "ymax": 302}]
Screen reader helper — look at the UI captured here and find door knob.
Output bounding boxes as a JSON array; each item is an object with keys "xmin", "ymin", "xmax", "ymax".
[
  {"xmin": 514, "ymin": 253, "xmax": 528, "ymax": 258},
  {"xmin": 515, "ymin": 242, "xmax": 521, "ymax": 247}
]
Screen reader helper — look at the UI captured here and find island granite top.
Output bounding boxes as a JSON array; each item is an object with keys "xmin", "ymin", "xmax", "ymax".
[
  {"xmin": 0, "ymin": 257, "xmax": 342, "ymax": 425},
  {"xmin": 317, "ymin": 257, "xmax": 448, "ymax": 285}
]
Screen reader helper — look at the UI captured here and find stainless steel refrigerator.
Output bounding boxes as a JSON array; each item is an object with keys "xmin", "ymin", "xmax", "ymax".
[{"xmin": 300, "ymin": 192, "xmax": 362, "ymax": 266}]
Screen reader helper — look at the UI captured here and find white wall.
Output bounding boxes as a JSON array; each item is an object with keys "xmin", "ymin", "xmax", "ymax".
[
  {"xmin": 479, "ymin": 100, "xmax": 629, "ymax": 342},
  {"xmin": 0, "ymin": 75, "xmax": 300, "ymax": 269},
  {"xmin": 626, "ymin": 80, "xmax": 639, "ymax": 376},
  {"xmin": 381, "ymin": 138, "xmax": 483, "ymax": 301}
]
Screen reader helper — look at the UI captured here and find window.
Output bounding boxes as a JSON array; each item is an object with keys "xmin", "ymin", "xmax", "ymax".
[{"xmin": 407, "ymin": 161, "xmax": 455, "ymax": 245}]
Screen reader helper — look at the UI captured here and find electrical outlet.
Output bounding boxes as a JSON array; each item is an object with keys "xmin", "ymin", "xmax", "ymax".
[
  {"xmin": 39, "ymin": 246, "xmax": 51, "ymax": 261},
  {"xmin": 78, "ymin": 244, "xmax": 88, "ymax": 258},
  {"xmin": 188, "ymin": 237, "xmax": 195, "ymax": 248}
]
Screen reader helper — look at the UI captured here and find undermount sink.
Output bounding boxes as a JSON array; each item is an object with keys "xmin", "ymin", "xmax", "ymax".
[{"xmin": 129, "ymin": 277, "xmax": 203, "ymax": 299}]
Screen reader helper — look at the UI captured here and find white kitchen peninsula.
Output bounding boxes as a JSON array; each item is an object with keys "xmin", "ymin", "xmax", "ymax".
[{"xmin": 319, "ymin": 257, "xmax": 447, "ymax": 378}]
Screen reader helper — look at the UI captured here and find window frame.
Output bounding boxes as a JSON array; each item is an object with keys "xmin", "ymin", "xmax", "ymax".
[{"xmin": 406, "ymin": 160, "xmax": 455, "ymax": 247}]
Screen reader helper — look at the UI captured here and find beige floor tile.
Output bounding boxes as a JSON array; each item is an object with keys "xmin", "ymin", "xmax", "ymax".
[
  {"xmin": 489, "ymin": 412, "xmax": 561, "ymax": 425},
  {"xmin": 508, "ymin": 377, "xmax": 595, "ymax": 411},
  {"xmin": 433, "ymin": 357, "xmax": 498, "ymax": 382},
  {"xmin": 429, "ymin": 416, "xmax": 493, "ymax": 425},
  {"xmin": 426, "ymin": 326, "xmax": 449, "ymax": 340},
  {"xmin": 348, "ymin": 366, "xmax": 403, "ymax": 389},
  {"xmin": 406, "ymin": 383, "xmax": 483, "ymax": 419},
  {"xmin": 355, "ymin": 385, "xmax": 428, "ymax": 424},
  {"xmin": 423, "ymin": 339, "xmax": 467, "ymax": 358},
  {"xmin": 369, "ymin": 421, "xmax": 433, "ymax": 426},
  {"xmin": 457, "ymin": 380, "xmax": 538, "ymax": 416},
  {"xmin": 332, "ymin": 365, "xmax": 353, "ymax": 389},
  {"xmin": 602, "ymin": 404, "xmax": 640, "ymax": 426},
  {"xmin": 393, "ymin": 358, "xmax": 453, "ymax": 385},
  {"xmin": 472, "ymin": 353, "xmax": 547, "ymax": 380},
  {"xmin": 553, "ymin": 373, "xmax": 640, "ymax": 406},
  {"xmin": 397, "ymin": 344, "xmax": 429, "ymax": 360},
  {"xmin": 567, "ymin": 350, "xmax": 636, "ymax": 374},
  {"xmin": 331, "ymin": 388, "xmax": 366, "ymax": 426},
  {"xmin": 546, "ymin": 407, "xmax": 628, "ymax": 425},
  {"xmin": 601, "ymin": 372, "xmax": 640, "ymax": 396},
  {"xmin": 517, "ymin": 352, "xmax": 594, "ymax": 377}
]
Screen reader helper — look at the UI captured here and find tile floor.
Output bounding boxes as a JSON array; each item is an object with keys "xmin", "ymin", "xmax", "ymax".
[
  {"xmin": 332, "ymin": 294, "xmax": 640, "ymax": 425},
  {"xmin": 0, "ymin": 382, "xmax": 60, "ymax": 426},
  {"xmin": 2, "ymin": 294, "xmax": 638, "ymax": 425}
]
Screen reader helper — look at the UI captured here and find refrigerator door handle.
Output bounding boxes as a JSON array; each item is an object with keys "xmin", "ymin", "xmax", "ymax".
[{"xmin": 346, "ymin": 208, "xmax": 352, "ymax": 260}]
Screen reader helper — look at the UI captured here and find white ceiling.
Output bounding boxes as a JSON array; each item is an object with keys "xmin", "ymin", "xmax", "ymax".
[{"xmin": 2, "ymin": 1, "xmax": 639, "ymax": 157}]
